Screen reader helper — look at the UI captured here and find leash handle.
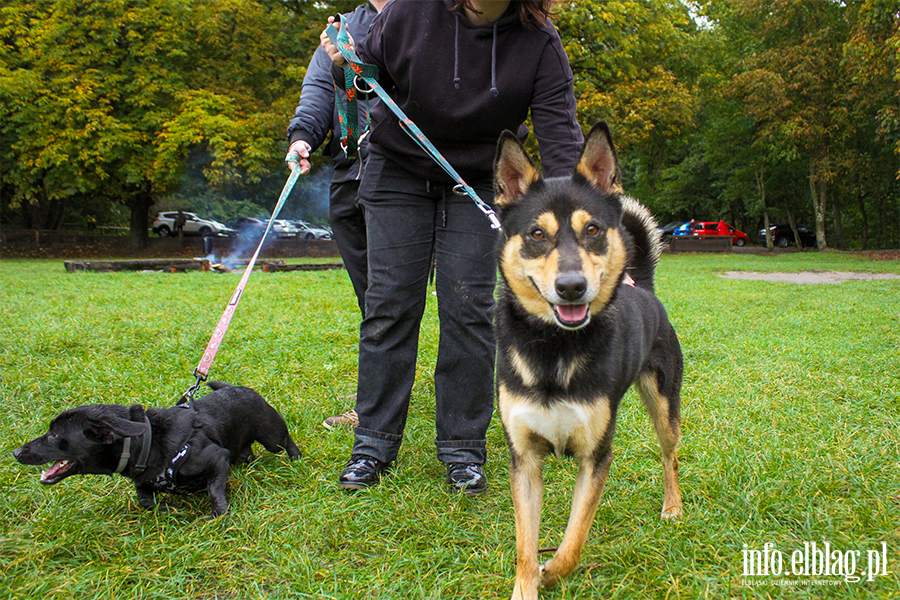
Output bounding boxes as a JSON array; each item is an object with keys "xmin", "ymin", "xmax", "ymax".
[
  {"xmin": 190, "ymin": 163, "xmax": 302, "ymax": 387},
  {"xmin": 329, "ymin": 16, "xmax": 377, "ymax": 158},
  {"xmin": 326, "ymin": 17, "xmax": 501, "ymax": 230}
]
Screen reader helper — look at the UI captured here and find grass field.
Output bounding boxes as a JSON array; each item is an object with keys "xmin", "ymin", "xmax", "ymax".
[{"xmin": 1, "ymin": 252, "xmax": 898, "ymax": 599}]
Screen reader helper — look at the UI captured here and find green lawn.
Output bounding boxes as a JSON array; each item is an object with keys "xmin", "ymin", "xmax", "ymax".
[{"xmin": 1, "ymin": 253, "xmax": 898, "ymax": 599}]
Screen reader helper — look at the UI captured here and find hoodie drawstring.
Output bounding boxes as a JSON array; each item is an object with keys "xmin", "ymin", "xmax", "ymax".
[
  {"xmin": 490, "ymin": 21, "xmax": 499, "ymax": 96},
  {"xmin": 452, "ymin": 13, "xmax": 500, "ymax": 96},
  {"xmin": 453, "ymin": 15, "xmax": 461, "ymax": 89}
]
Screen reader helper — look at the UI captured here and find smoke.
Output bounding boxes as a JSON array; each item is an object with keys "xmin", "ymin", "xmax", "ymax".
[
  {"xmin": 224, "ymin": 233, "xmax": 268, "ymax": 269},
  {"xmin": 202, "ymin": 164, "xmax": 336, "ymax": 269},
  {"xmin": 288, "ymin": 164, "xmax": 333, "ymax": 222}
]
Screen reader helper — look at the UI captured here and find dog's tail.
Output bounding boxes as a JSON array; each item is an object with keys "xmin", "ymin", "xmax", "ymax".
[
  {"xmin": 621, "ymin": 196, "xmax": 662, "ymax": 292},
  {"xmin": 207, "ymin": 381, "xmax": 233, "ymax": 391}
]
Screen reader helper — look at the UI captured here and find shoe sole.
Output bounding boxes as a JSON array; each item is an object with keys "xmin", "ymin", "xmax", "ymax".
[
  {"xmin": 338, "ymin": 478, "xmax": 380, "ymax": 491},
  {"xmin": 322, "ymin": 419, "xmax": 358, "ymax": 430},
  {"xmin": 339, "ymin": 483, "xmax": 370, "ymax": 491}
]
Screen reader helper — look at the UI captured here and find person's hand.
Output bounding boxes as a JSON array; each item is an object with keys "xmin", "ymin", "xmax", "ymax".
[
  {"xmin": 321, "ymin": 16, "xmax": 353, "ymax": 66},
  {"xmin": 285, "ymin": 140, "xmax": 312, "ymax": 175}
]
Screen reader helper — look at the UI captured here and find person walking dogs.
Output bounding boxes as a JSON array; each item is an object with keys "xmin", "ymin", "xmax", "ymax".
[
  {"xmin": 286, "ymin": 0, "xmax": 389, "ymax": 431},
  {"xmin": 322, "ymin": 0, "xmax": 583, "ymax": 495}
]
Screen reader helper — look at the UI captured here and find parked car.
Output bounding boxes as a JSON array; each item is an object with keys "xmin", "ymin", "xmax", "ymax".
[
  {"xmin": 687, "ymin": 221, "xmax": 748, "ymax": 246},
  {"xmin": 672, "ymin": 221, "xmax": 701, "ymax": 236},
  {"xmin": 290, "ymin": 220, "xmax": 332, "ymax": 240},
  {"xmin": 225, "ymin": 217, "xmax": 298, "ymax": 239},
  {"xmin": 757, "ymin": 224, "xmax": 817, "ymax": 248},
  {"xmin": 152, "ymin": 212, "xmax": 235, "ymax": 237},
  {"xmin": 226, "ymin": 217, "xmax": 267, "ymax": 238},
  {"xmin": 658, "ymin": 221, "xmax": 687, "ymax": 241},
  {"xmin": 270, "ymin": 219, "xmax": 299, "ymax": 238}
]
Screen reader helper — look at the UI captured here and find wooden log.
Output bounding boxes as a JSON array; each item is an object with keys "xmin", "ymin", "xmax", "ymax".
[
  {"xmin": 668, "ymin": 236, "xmax": 732, "ymax": 253},
  {"xmin": 64, "ymin": 259, "xmax": 209, "ymax": 272},
  {"xmin": 261, "ymin": 262, "xmax": 345, "ymax": 272},
  {"xmin": 63, "ymin": 258, "xmax": 287, "ymax": 273}
]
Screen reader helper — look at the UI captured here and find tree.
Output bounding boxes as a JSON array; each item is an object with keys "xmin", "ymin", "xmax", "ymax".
[
  {"xmin": 555, "ymin": 0, "xmax": 701, "ymax": 200},
  {"xmin": 844, "ymin": 0, "xmax": 900, "ymax": 172},
  {"xmin": 734, "ymin": 1, "xmax": 855, "ymax": 250},
  {"xmin": 1, "ymin": 0, "xmax": 311, "ymax": 249}
]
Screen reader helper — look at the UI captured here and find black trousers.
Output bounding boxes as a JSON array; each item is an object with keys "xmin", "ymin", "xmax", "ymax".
[
  {"xmin": 329, "ymin": 177, "xmax": 367, "ymax": 317},
  {"xmin": 352, "ymin": 153, "xmax": 497, "ymax": 465}
]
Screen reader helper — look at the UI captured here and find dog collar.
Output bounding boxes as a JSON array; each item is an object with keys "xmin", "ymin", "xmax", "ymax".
[{"xmin": 114, "ymin": 416, "xmax": 152, "ymax": 476}]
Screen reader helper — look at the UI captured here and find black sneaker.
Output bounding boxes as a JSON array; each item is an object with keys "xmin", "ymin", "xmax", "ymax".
[
  {"xmin": 338, "ymin": 454, "xmax": 390, "ymax": 490},
  {"xmin": 446, "ymin": 463, "xmax": 487, "ymax": 496}
]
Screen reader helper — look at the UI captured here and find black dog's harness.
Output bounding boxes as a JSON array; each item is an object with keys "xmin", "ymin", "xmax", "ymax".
[
  {"xmin": 148, "ymin": 442, "xmax": 193, "ymax": 493},
  {"xmin": 114, "ymin": 416, "xmax": 152, "ymax": 476},
  {"xmin": 113, "ymin": 417, "xmax": 192, "ymax": 492}
]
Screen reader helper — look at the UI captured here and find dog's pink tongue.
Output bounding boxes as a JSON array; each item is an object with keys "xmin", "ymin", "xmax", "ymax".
[
  {"xmin": 556, "ymin": 304, "xmax": 588, "ymax": 323},
  {"xmin": 40, "ymin": 460, "xmax": 70, "ymax": 483}
]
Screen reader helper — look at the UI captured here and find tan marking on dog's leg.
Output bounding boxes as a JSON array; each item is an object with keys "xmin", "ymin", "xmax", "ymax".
[
  {"xmin": 637, "ymin": 373, "xmax": 683, "ymax": 518},
  {"xmin": 540, "ymin": 453, "xmax": 613, "ymax": 588},
  {"xmin": 509, "ymin": 449, "xmax": 544, "ymax": 600}
]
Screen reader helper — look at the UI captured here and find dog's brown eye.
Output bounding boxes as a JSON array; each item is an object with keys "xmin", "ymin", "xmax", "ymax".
[
  {"xmin": 530, "ymin": 228, "xmax": 545, "ymax": 240},
  {"xmin": 586, "ymin": 224, "xmax": 600, "ymax": 236}
]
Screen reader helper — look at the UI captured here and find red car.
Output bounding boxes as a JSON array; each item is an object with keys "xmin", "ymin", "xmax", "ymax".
[{"xmin": 690, "ymin": 221, "xmax": 748, "ymax": 246}]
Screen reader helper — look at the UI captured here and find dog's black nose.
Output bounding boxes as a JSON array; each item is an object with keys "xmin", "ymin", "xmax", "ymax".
[{"xmin": 555, "ymin": 274, "xmax": 588, "ymax": 301}]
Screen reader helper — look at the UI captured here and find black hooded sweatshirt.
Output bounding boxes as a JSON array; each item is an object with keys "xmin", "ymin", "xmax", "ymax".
[{"xmin": 354, "ymin": 0, "xmax": 584, "ymax": 185}]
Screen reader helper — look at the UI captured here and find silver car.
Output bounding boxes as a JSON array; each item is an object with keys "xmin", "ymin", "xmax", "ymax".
[
  {"xmin": 291, "ymin": 220, "xmax": 333, "ymax": 240},
  {"xmin": 152, "ymin": 212, "xmax": 235, "ymax": 237}
]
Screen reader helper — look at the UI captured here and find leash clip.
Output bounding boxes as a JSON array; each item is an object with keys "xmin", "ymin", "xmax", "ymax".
[
  {"xmin": 454, "ymin": 185, "xmax": 502, "ymax": 230},
  {"xmin": 177, "ymin": 371, "xmax": 207, "ymax": 410}
]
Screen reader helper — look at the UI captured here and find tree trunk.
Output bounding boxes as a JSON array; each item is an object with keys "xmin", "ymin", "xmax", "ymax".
[
  {"xmin": 831, "ymin": 192, "xmax": 844, "ymax": 249},
  {"xmin": 855, "ymin": 179, "xmax": 868, "ymax": 251},
  {"xmin": 809, "ymin": 157, "xmax": 828, "ymax": 250},
  {"xmin": 787, "ymin": 209, "xmax": 801, "ymax": 248},
  {"xmin": 755, "ymin": 164, "xmax": 773, "ymax": 249},
  {"xmin": 127, "ymin": 190, "xmax": 154, "ymax": 252},
  {"xmin": 21, "ymin": 199, "xmax": 38, "ymax": 230},
  {"xmin": 47, "ymin": 197, "xmax": 66, "ymax": 230}
]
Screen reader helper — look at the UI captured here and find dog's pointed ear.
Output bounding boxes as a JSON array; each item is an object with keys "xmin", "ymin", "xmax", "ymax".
[
  {"xmin": 494, "ymin": 130, "xmax": 541, "ymax": 208},
  {"xmin": 576, "ymin": 122, "xmax": 622, "ymax": 195}
]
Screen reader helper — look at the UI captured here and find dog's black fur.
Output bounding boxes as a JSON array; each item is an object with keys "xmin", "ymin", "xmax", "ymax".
[
  {"xmin": 493, "ymin": 122, "xmax": 683, "ymax": 600},
  {"xmin": 13, "ymin": 382, "xmax": 301, "ymax": 517}
]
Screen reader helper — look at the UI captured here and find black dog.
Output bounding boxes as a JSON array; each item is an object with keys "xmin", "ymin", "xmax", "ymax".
[
  {"xmin": 493, "ymin": 122, "xmax": 683, "ymax": 599},
  {"xmin": 13, "ymin": 382, "xmax": 301, "ymax": 517}
]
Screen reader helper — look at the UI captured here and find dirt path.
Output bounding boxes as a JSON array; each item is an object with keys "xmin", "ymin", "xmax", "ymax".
[{"xmin": 719, "ymin": 271, "xmax": 900, "ymax": 284}]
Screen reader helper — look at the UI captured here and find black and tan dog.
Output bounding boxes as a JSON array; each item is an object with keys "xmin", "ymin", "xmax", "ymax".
[
  {"xmin": 493, "ymin": 122, "xmax": 684, "ymax": 600},
  {"xmin": 13, "ymin": 382, "xmax": 301, "ymax": 517}
]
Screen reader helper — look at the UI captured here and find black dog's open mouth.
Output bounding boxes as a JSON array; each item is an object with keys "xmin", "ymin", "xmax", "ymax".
[
  {"xmin": 553, "ymin": 304, "xmax": 590, "ymax": 328},
  {"xmin": 40, "ymin": 460, "xmax": 75, "ymax": 485}
]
